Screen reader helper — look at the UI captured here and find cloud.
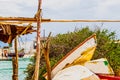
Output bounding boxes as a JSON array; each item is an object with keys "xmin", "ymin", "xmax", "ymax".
[
  {"xmin": 42, "ymin": 0, "xmax": 92, "ymax": 19},
  {"xmin": 95, "ymin": 0, "xmax": 120, "ymax": 18},
  {"xmin": 42, "ymin": 0, "xmax": 81, "ymax": 11},
  {"xmin": 0, "ymin": 0, "xmax": 119, "ymax": 18},
  {"xmin": 0, "ymin": 0, "xmax": 37, "ymax": 17},
  {"xmin": 0, "ymin": 0, "xmax": 37, "ymax": 8},
  {"xmin": 0, "ymin": 0, "xmax": 81, "ymax": 17},
  {"xmin": 0, "ymin": 0, "xmax": 120, "ymax": 38}
]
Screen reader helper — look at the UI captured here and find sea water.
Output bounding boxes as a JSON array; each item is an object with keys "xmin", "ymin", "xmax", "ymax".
[{"xmin": 0, "ymin": 58, "xmax": 31, "ymax": 80}]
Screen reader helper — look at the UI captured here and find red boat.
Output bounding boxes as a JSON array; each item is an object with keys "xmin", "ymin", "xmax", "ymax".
[{"xmin": 97, "ymin": 74, "xmax": 120, "ymax": 80}]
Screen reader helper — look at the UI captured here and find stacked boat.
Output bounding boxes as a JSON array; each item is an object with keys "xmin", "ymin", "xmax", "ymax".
[{"xmin": 44, "ymin": 34, "xmax": 120, "ymax": 80}]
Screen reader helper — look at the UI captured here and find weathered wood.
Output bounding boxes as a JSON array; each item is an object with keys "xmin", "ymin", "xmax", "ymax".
[
  {"xmin": 47, "ymin": 19, "xmax": 120, "ymax": 22},
  {"xmin": 0, "ymin": 17, "xmax": 50, "ymax": 22},
  {"xmin": 43, "ymin": 44, "xmax": 51, "ymax": 80},
  {"xmin": 0, "ymin": 17, "xmax": 120, "ymax": 23},
  {"xmin": 0, "ymin": 17, "xmax": 36, "ymax": 21},
  {"xmin": 20, "ymin": 23, "xmax": 32, "ymax": 35},
  {"xmin": 43, "ymin": 32, "xmax": 52, "ymax": 80},
  {"xmin": 12, "ymin": 36, "xmax": 18, "ymax": 80},
  {"xmin": 33, "ymin": 0, "xmax": 42, "ymax": 80}
]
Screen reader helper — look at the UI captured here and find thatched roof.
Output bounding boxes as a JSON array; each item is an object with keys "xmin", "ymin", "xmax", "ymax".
[{"xmin": 0, "ymin": 24, "xmax": 36, "ymax": 44}]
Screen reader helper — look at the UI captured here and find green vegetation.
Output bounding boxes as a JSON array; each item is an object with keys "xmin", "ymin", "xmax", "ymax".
[{"xmin": 25, "ymin": 27, "xmax": 120, "ymax": 80}]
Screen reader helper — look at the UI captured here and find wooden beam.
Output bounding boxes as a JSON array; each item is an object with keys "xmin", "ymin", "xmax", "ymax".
[
  {"xmin": 0, "ymin": 17, "xmax": 36, "ymax": 22},
  {"xmin": 0, "ymin": 17, "xmax": 50, "ymax": 22},
  {"xmin": 0, "ymin": 17, "xmax": 120, "ymax": 23},
  {"xmin": 45, "ymin": 19, "xmax": 120, "ymax": 22}
]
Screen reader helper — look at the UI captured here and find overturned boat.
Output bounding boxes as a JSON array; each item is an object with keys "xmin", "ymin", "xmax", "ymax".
[
  {"xmin": 44, "ymin": 34, "xmax": 120, "ymax": 80},
  {"xmin": 44, "ymin": 34, "xmax": 97, "ymax": 79}
]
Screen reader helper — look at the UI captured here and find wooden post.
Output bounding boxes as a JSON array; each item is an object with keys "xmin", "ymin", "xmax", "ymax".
[
  {"xmin": 43, "ymin": 45, "xmax": 51, "ymax": 80},
  {"xmin": 33, "ymin": 0, "xmax": 42, "ymax": 80},
  {"xmin": 12, "ymin": 36, "xmax": 18, "ymax": 80},
  {"xmin": 43, "ymin": 34, "xmax": 51, "ymax": 80}
]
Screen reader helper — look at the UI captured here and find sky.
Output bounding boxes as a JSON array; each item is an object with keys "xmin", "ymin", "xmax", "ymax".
[{"xmin": 0, "ymin": 0, "xmax": 120, "ymax": 46}]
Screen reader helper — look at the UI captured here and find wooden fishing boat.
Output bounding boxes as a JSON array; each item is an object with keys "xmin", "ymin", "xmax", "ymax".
[
  {"xmin": 44, "ymin": 34, "xmax": 97, "ymax": 79},
  {"xmin": 0, "ymin": 47, "xmax": 25, "ymax": 61},
  {"xmin": 7, "ymin": 52, "xmax": 24, "ymax": 57},
  {"xmin": 44, "ymin": 34, "xmax": 119, "ymax": 80}
]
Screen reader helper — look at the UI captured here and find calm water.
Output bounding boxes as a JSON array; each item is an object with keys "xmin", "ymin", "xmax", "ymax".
[{"xmin": 0, "ymin": 58, "xmax": 31, "ymax": 80}]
